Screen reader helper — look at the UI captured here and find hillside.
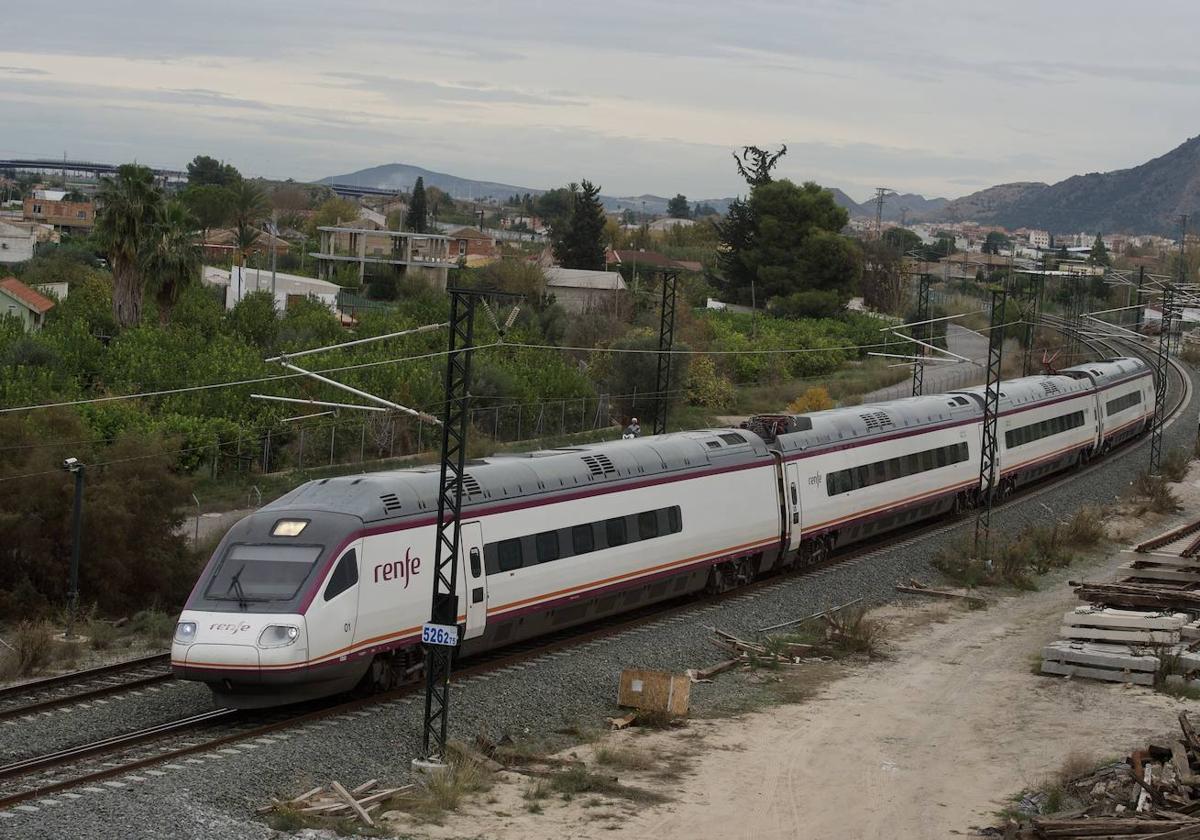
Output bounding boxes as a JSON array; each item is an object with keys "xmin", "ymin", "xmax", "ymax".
[
  {"xmin": 936, "ymin": 135, "xmax": 1200, "ymax": 234},
  {"xmin": 322, "ymin": 163, "xmax": 540, "ymax": 203}
]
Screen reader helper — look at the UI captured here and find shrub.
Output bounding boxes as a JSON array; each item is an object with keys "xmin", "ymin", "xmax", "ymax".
[
  {"xmin": 1130, "ymin": 471, "xmax": 1181, "ymax": 514},
  {"xmin": 1162, "ymin": 447, "xmax": 1192, "ymax": 483},
  {"xmin": 1062, "ymin": 506, "xmax": 1105, "ymax": 548},
  {"xmin": 787, "ymin": 386, "xmax": 834, "ymax": 413},
  {"xmin": 0, "ymin": 621, "xmax": 56, "ymax": 678},
  {"xmin": 87, "ymin": 620, "xmax": 118, "ymax": 650},
  {"xmin": 130, "ymin": 609, "xmax": 175, "ymax": 647}
]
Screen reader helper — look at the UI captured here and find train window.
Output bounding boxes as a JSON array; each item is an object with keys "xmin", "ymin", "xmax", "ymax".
[
  {"xmin": 935, "ymin": 447, "xmax": 948, "ymax": 468},
  {"xmin": 469, "ymin": 547, "xmax": 482, "ymax": 578},
  {"xmin": 497, "ymin": 538, "xmax": 523, "ymax": 572},
  {"xmin": 535, "ymin": 531, "xmax": 560, "ymax": 563},
  {"xmin": 1106, "ymin": 391, "xmax": 1141, "ymax": 415},
  {"xmin": 572, "ymin": 523, "xmax": 595, "ymax": 555},
  {"xmin": 638, "ymin": 511, "xmax": 659, "ymax": 540},
  {"xmin": 921, "ymin": 450, "xmax": 935, "ymax": 471},
  {"xmin": 323, "ymin": 549, "xmax": 358, "ymax": 602},
  {"xmin": 606, "ymin": 517, "xmax": 628, "ymax": 547},
  {"xmin": 1004, "ymin": 410, "xmax": 1085, "ymax": 448},
  {"xmin": 871, "ymin": 462, "xmax": 887, "ymax": 484},
  {"xmin": 667, "ymin": 506, "xmax": 682, "ymax": 534}
]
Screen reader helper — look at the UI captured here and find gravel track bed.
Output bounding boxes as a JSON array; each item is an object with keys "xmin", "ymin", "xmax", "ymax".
[
  {"xmin": 0, "ymin": 681, "xmax": 217, "ymax": 764},
  {"xmin": 5, "ymin": 361, "xmax": 1194, "ymax": 840}
]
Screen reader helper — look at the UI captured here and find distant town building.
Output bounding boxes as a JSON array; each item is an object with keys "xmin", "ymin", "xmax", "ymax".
[
  {"xmin": 311, "ymin": 226, "xmax": 452, "ymax": 290},
  {"xmin": 1028, "ymin": 229, "xmax": 1051, "ymax": 249},
  {"xmin": 0, "ymin": 276, "xmax": 55, "ymax": 331},
  {"xmin": 544, "ymin": 266, "xmax": 626, "ymax": 315},
  {"xmin": 202, "ymin": 228, "xmax": 291, "ymax": 261},
  {"xmin": 446, "ymin": 227, "xmax": 500, "ymax": 264},
  {"xmin": 23, "ymin": 190, "xmax": 94, "ymax": 235},
  {"xmin": 0, "ymin": 220, "xmax": 37, "ymax": 264}
]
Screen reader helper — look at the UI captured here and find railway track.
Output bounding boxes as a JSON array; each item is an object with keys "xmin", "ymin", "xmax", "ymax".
[
  {"xmin": 0, "ymin": 654, "xmax": 172, "ymax": 723},
  {"xmin": 0, "ymin": 325, "xmax": 1188, "ymax": 813}
]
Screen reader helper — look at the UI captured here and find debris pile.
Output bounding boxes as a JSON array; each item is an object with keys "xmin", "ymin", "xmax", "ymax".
[
  {"xmin": 1005, "ymin": 713, "xmax": 1200, "ymax": 838},
  {"xmin": 259, "ymin": 779, "xmax": 411, "ymax": 828}
]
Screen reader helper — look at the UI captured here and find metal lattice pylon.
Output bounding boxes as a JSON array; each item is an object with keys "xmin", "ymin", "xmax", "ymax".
[
  {"xmin": 911, "ymin": 273, "xmax": 931, "ymax": 396},
  {"xmin": 1149, "ymin": 283, "xmax": 1174, "ymax": 475},
  {"xmin": 420, "ymin": 290, "xmax": 477, "ymax": 763},
  {"xmin": 1021, "ymin": 274, "xmax": 1043, "ymax": 377},
  {"xmin": 652, "ymin": 270, "xmax": 679, "ymax": 436},
  {"xmin": 974, "ymin": 283, "xmax": 1008, "ymax": 562}
]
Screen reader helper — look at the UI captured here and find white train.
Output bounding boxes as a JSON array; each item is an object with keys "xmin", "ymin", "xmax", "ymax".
[{"xmin": 172, "ymin": 357, "xmax": 1153, "ymax": 707}]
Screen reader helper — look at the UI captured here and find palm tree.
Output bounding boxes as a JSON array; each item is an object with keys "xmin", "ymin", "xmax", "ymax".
[
  {"xmin": 227, "ymin": 179, "xmax": 269, "ymax": 268},
  {"xmin": 148, "ymin": 200, "xmax": 200, "ymax": 322},
  {"xmin": 94, "ymin": 164, "xmax": 163, "ymax": 328}
]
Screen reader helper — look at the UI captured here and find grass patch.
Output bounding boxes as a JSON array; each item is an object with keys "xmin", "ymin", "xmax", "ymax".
[
  {"xmin": 87, "ymin": 620, "xmax": 118, "ymax": 651},
  {"xmin": 762, "ymin": 605, "xmax": 883, "ymax": 659},
  {"xmin": 933, "ymin": 510, "xmax": 1109, "ymax": 591},
  {"xmin": 548, "ymin": 766, "xmax": 669, "ymax": 805},
  {"xmin": 389, "ymin": 751, "xmax": 494, "ymax": 824},
  {"xmin": 594, "ymin": 745, "xmax": 656, "ymax": 772}
]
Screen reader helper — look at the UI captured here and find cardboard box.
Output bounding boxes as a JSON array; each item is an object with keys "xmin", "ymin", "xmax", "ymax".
[{"xmin": 617, "ymin": 668, "xmax": 690, "ymax": 717}]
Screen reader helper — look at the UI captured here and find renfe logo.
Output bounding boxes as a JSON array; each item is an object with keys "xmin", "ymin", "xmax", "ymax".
[
  {"xmin": 374, "ymin": 548, "xmax": 421, "ymax": 589},
  {"xmin": 210, "ymin": 622, "xmax": 253, "ymax": 635}
]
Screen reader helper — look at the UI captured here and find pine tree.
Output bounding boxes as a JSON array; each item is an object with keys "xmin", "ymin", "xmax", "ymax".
[
  {"xmin": 551, "ymin": 180, "xmax": 607, "ymax": 270},
  {"xmin": 667, "ymin": 194, "xmax": 690, "ymax": 219},
  {"xmin": 1089, "ymin": 232, "xmax": 1111, "ymax": 267},
  {"xmin": 406, "ymin": 177, "xmax": 429, "ymax": 233}
]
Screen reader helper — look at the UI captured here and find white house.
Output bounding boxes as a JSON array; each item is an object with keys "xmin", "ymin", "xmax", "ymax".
[
  {"xmin": 544, "ymin": 267, "xmax": 626, "ymax": 315},
  {"xmin": 202, "ymin": 266, "xmax": 341, "ymax": 316}
]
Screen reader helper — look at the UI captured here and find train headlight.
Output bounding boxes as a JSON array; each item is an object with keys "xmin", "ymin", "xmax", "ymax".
[
  {"xmin": 174, "ymin": 621, "xmax": 197, "ymax": 645},
  {"xmin": 257, "ymin": 625, "xmax": 301, "ymax": 648}
]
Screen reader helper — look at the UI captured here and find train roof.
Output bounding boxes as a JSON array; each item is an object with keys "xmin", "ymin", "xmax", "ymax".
[
  {"xmin": 948, "ymin": 373, "xmax": 1093, "ymax": 410},
  {"xmin": 749, "ymin": 392, "xmax": 982, "ymax": 453},
  {"xmin": 264, "ymin": 428, "xmax": 770, "ymax": 524},
  {"xmin": 1058, "ymin": 356, "xmax": 1150, "ymax": 386}
]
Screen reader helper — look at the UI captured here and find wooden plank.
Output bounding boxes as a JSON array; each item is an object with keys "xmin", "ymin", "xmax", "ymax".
[
  {"xmin": 331, "ymin": 780, "xmax": 375, "ymax": 827},
  {"xmin": 755, "ymin": 597, "xmax": 864, "ymax": 634},
  {"xmin": 1146, "ymin": 822, "xmax": 1200, "ymax": 839},
  {"xmin": 695, "ymin": 659, "xmax": 740, "ymax": 680},
  {"xmin": 1042, "ymin": 642, "xmax": 1160, "ymax": 673},
  {"xmin": 1181, "ymin": 712, "xmax": 1200, "ymax": 754},
  {"xmin": 1065, "ymin": 609, "xmax": 1189, "ymax": 631},
  {"xmin": 1059, "ymin": 626, "xmax": 1180, "ymax": 644},
  {"xmin": 1120, "ymin": 565, "xmax": 1200, "ymax": 584},
  {"xmin": 349, "ymin": 779, "xmax": 377, "ymax": 796},
  {"xmin": 895, "ymin": 584, "xmax": 986, "ymax": 607},
  {"xmin": 1130, "ymin": 556, "xmax": 1200, "ymax": 570},
  {"xmin": 356, "ymin": 787, "xmax": 410, "ymax": 807},
  {"xmin": 608, "ymin": 712, "xmax": 638, "ymax": 730},
  {"xmin": 1174, "ymin": 741, "xmax": 1194, "ymax": 784},
  {"xmin": 290, "ymin": 786, "xmax": 325, "ymax": 804},
  {"xmin": 1040, "ymin": 660, "xmax": 1156, "ymax": 685},
  {"xmin": 1035, "ymin": 816, "xmax": 1200, "ymax": 835}
]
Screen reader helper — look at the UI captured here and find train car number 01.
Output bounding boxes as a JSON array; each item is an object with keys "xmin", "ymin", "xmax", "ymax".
[{"xmin": 422, "ymin": 623, "xmax": 459, "ymax": 647}]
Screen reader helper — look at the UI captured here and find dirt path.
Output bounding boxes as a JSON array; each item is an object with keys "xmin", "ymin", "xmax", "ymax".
[{"xmin": 390, "ymin": 505, "xmax": 1200, "ymax": 840}]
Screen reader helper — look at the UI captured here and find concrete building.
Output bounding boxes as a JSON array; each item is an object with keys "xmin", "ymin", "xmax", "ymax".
[
  {"xmin": 1028, "ymin": 229, "xmax": 1051, "ymax": 249},
  {"xmin": 311, "ymin": 226, "xmax": 451, "ymax": 290},
  {"xmin": 202, "ymin": 265, "xmax": 342, "ymax": 316},
  {"xmin": 544, "ymin": 266, "xmax": 627, "ymax": 315},
  {"xmin": 23, "ymin": 191, "xmax": 94, "ymax": 235},
  {"xmin": 0, "ymin": 276, "xmax": 55, "ymax": 331},
  {"xmin": 0, "ymin": 220, "xmax": 36, "ymax": 264}
]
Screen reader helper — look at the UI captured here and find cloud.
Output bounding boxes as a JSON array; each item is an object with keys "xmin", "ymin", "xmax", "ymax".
[
  {"xmin": 322, "ymin": 72, "xmax": 587, "ymax": 108},
  {"xmin": 0, "ymin": 65, "xmax": 48, "ymax": 76}
]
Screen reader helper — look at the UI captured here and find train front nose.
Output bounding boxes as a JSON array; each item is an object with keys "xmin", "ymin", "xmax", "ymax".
[{"xmin": 171, "ymin": 612, "xmax": 307, "ymax": 699}]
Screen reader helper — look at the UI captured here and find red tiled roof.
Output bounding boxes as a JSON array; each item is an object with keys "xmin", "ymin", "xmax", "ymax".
[
  {"xmin": 0, "ymin": 277, "xmax": 55, "ymax": 315},
  {"xmin": 448, "ymin": 227, "xmax": 496, "ymax": 241}
]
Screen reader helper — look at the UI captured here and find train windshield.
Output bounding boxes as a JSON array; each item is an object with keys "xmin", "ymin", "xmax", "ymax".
[{"xmin": 204, "ymin": 544, "xmax": 322, "ymax": 603}]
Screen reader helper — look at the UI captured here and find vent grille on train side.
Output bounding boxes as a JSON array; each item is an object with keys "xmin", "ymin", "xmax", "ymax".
[
  {"xmin": 1041, "ymin": 381, "xmax": 1061, "ymax": 396},
  {"xmin": 379, "ymin": 493, "xmax": 403, "ymax": 514},
  {"xmin": 461, "ymin": 472, "xmax": 484, "ymax": 497},
  {"xmin": 581, "ymin": 454, "xmax": 617, "ymax": 477},
  {"xmin": 859, "ymin": 410, "xmax": 893, "ymax": 431}
]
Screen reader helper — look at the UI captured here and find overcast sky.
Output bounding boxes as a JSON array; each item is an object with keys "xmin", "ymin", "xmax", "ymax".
[{"xmin": 2, "ymin": 1, "xmax": 1198, "ymax": 202}]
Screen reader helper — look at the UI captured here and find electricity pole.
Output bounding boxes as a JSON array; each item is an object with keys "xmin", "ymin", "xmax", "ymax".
[
  {"xmin": 64, "ymin": 458, "xmax": 85, "ymax": 640},
  {"xmin": 652, "ymin": 269, "xmax": 679, "ymax": 436}
]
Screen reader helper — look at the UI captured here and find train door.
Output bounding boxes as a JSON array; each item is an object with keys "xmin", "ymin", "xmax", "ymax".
[
  {"xmin": 459, "ymin": 522, "xmax": 487, "ymax": 640},
  {"xmin": 309, "ymin": 541, "xmax": 362, "ymax": 662},
  {"xmin": 785, "ymin": 462, "xmax": 802, "ymax": 550}
]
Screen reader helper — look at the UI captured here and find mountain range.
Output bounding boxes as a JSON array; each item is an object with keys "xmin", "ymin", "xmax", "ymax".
[{"xmin": 325, "ymin": 135, "xmax": 1200, "ymax": 235}]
